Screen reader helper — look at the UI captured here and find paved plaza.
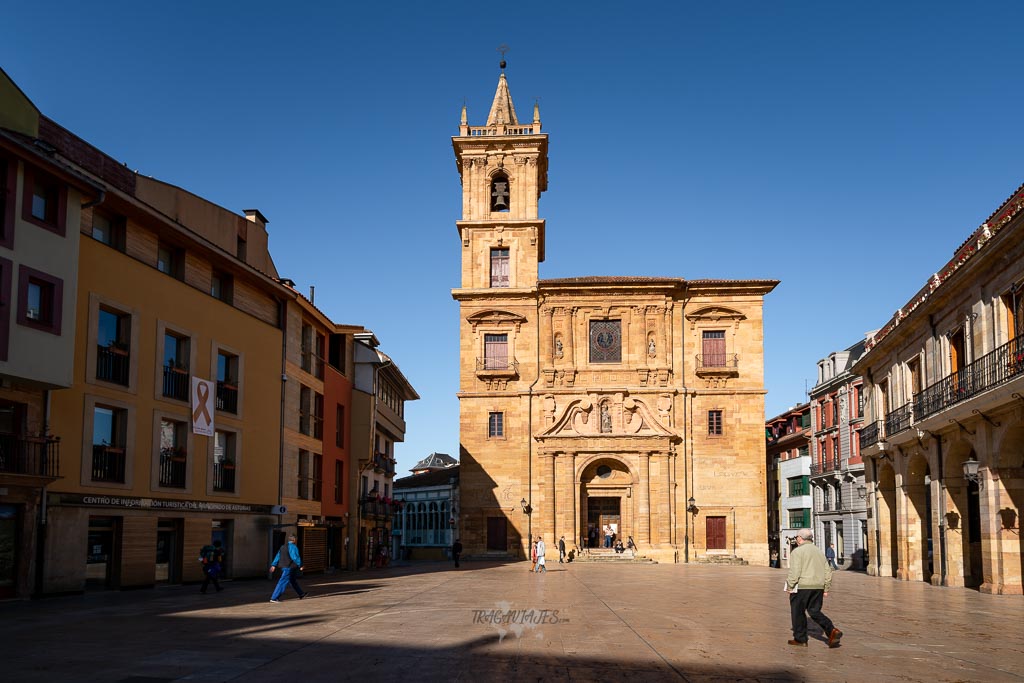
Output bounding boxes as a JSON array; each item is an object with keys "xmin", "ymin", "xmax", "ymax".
[{"xmin": 4, "ymin": 561, "xmax": 1023, "ymax": 682}]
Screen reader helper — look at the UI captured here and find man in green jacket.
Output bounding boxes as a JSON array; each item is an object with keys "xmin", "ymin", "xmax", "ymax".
[{"xmin": 785, "ymin": 529, "xmax": 842, "ymax": 648}]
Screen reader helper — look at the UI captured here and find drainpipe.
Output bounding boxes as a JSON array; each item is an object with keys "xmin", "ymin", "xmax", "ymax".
[
  {"xmin": 276, "ymin": 298, "xmax": 288, "ymax": 564},
  {"xmin": 34, "ymin": 389, "xmax": 53, "ymax": 598},
  {"xmin": 81, "ymin": 189, "xmax": 106, "ymax": 210}
]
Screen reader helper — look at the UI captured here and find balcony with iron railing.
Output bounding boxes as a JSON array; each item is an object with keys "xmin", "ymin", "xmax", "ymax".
[
  {"xmin": 859, "ymin": 421, "xmax": 882, "ymax": 449},
  {"xmin": 695, "ymin": 354, "xmax": 739, "ymax": 377},
  {"xmin": 885, "ymin": 402, "xmax": 912, "ymax": 437},
  {"xmin": 914, "ymin": 335, "xmax": 1024, "ymax": 421},
  {"xmin": 360, "ymin": 498, "xmax": 401, "ymax": 518},
  {"xmin": 213, "ymin": 461, "xmax": 236, "ymax": 493},
  {"xmin": 216, "ymin": 380, "xmax": 238, "ymax": 414},
  {"xmin": 809, "ymin": 456, "xmax": 841, "ymax": 477},
  {"xmin": 476, "ymin": 357, "xmax": 519, "ymax": 378},
  {"xmin": 0, "ymin": 434, "xmax": 60, "ymax": 479},
  {"xmin": 158, "ymin": 448, "xmax": 187, "ymax": 488},
  {"xmin": 91, "ymin": 444, "xmax": 125, "ymax": 483},
  {"xmin": 96, "ymin": 344, "xmax": 130, "ymax": 386},
  {"xmin": 372, "ymin": 452, "xmax": 396, "ymax": 477},
  {"xmin": 162, "ymin": 364, "xmax": 190, "ymax": 401}
]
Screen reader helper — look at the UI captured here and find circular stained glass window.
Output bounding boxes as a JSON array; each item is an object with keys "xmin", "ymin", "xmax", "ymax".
[{"xmin": 596, "ymin": 465, "xmax": 612, "ymax": 479}]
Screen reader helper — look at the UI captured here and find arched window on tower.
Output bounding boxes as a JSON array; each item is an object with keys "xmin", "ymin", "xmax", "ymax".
[{"xmin": 490, "ymin": 172, "xmax": 510, "ymax": 212}]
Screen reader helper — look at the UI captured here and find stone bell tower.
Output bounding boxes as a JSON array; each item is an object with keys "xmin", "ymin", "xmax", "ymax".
[
  {"xmin": 451, "ymin": 63, "xmax": 549, "ymax": 557},
  {"xmin": 451, "ymin": 65, "xmax": 548, "ymax": 290}
]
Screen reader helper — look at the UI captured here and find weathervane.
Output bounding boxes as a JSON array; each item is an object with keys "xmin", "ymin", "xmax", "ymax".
[{"xmin": 498, "ymin": 44, "xmax": 509, "ymax": 70}]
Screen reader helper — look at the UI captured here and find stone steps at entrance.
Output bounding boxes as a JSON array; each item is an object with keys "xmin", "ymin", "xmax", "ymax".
[
  {"xmin": 694, "ymin": 554, "xmax": 748, "ymax": 566},
  {"xmin": 572, "ymin": 549, "xmax": 658, "ymax": 564}
]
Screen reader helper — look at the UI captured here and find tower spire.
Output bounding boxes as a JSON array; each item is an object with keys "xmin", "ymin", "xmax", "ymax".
[{"xmin": 486, "ymin": 72, "xmax": 519, "ymax": 127}]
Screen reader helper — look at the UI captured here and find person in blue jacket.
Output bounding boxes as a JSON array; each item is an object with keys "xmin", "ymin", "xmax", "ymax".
[{"xmin": 269, "ymin": 534, "xmax": 307, "ymax": 602}]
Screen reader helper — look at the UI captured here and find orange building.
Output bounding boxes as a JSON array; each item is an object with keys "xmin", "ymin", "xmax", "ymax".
[{"xmin": 0, "ymin": 80, "xmax": 295, "ymax": 591}]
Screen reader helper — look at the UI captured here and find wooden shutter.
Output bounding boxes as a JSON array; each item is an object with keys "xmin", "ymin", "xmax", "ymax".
[
  {"xmin": 702, "ymin": 331, "xmax": 726, "ymax": 366},
  {"xmin": 484, "ymin": 334, "xmax": 507, "ymax": 369}
]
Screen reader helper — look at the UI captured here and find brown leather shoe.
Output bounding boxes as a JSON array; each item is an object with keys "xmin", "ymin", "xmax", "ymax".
[
  {"xmin": 787, "ymin": 639, "xmax": 808, "ymax": 647},
  {"xmin": 827, "ymin": 628, "xmax": 843, "ymax": 648}
]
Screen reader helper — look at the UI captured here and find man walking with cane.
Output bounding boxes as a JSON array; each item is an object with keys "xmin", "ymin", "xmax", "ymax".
[{"xmin": 785, "ymin": 529, "xmax": 842, "ymax": 648}]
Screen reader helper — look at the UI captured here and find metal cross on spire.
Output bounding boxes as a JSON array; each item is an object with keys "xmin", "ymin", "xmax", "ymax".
[{"xmin": 497, "ymin": 44, "xmax": 509, "ymax": 70}]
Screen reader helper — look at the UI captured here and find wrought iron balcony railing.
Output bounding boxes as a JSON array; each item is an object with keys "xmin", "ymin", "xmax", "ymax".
[
  {"xmin": 0, "ymin": 434, "xmax": 60, "ymax": 478},
  {"xmin": 216, "ymin": 381, "xmax": 238, "ymax": 414},
  {"xmin": 91, "ymin": 444, "xmax": 125, "ymax": 483},
  {"xmin": 159, "ymin": 451, "xmax": 187, "ymax": 488},
  {"xmin": 476, "ymin": 357, "xmax": 519, "ymax": 373},
  {"xmin": 213, "ymin": 461, "xmax": 235, "ymax": 493},
  {"xmin": 859, "ymin": 421, "xmax": 882, "ymax": 449},
  {"xmin": 885, "ymin": 402, "xmax": 912, "ymax": 437},
  {"xmin": 695, "ymin": 354, "xmax": 739, "ymax": 374},
  {"xmin": 96, "ymin": 344, "xmax": 130, "ymax": 386},
  {"xmin": 162, "ymin": 364, "xmax": 190, "ymax": 401},
  {"xmin": 914, "ymin": 335, "xmax": 1024, "ymax": 421}
]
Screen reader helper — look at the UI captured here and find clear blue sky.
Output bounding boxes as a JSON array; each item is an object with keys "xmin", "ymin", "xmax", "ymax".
[{"xmin": 5, "ymin": 2, "xmax": 1023, "ymax": 475}]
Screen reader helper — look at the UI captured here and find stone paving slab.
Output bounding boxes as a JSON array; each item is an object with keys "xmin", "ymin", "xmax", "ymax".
[{"xmin": 3, "ymin": 562, "xmax": 1023, "ymax": 682}]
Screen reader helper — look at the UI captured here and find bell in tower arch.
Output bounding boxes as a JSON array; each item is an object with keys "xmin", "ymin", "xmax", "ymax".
[{"xmin": 491, "ymin": 173, "xmax": 510, "ymax": 212}]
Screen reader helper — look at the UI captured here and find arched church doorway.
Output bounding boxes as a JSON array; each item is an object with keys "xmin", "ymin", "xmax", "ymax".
[{"xmin": 579, "ymin": 458, "xmax": 633, "ymax": 549}]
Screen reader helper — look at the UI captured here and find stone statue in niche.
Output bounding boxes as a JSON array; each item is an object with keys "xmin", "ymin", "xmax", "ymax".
[
  {"xmin": 648, "ymin": 338, "xmax": 656, "ymax": 358},
  {"xmin": 554, "ymin": 337, "xmax": 563, "ymax": 359},
  {"xmin": 600, "ymin": 403, "xmax": 612, "ymax": 433}
]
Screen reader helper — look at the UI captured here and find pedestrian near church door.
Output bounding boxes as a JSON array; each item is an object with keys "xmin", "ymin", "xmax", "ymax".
[{"xmin": 706, "ymin": 516, "xmax": 727, "ymax": 550}]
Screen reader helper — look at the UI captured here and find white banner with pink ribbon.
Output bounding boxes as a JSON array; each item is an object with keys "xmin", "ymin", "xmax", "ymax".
[{"xmin": 191, "ymin": 377, "xmax": 215, "ymax": 436}]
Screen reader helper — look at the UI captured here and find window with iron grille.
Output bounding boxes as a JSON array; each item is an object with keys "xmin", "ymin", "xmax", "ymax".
[{"xmin": 589, "ymin": 320, "xmax": 622, "ymax": 363}]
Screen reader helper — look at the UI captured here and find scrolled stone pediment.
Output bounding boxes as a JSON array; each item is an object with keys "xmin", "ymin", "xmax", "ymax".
[
  {"xmin": 467, "ymin": 310, "xmax": 528, "ymax": 333},
  {"xmin": 538, "ymin": 394, "xmax": 678, "ymax": 441},
  {"xmin": 686, "ymin": 306, "xmax": 746, "ymax": 330}
]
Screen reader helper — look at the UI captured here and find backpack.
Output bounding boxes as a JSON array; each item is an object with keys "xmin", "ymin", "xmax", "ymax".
[{"xmin": 199, "ymin": 545, "xmax": 216, "ymax": 564}]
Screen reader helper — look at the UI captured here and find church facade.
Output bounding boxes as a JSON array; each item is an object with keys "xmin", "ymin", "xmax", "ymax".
[{"xmin": 452, "ymin": 69, "xmax": 778, "ymax": 565}]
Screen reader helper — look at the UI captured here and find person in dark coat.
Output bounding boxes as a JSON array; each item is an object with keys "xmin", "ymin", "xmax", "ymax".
[
  {"xmin": 558, "ymin": 536, "xmax": 566, "ymax": 563},
  {"xmin": 452, "ymin": 539, "xmax": 463, "ymax": 568}
]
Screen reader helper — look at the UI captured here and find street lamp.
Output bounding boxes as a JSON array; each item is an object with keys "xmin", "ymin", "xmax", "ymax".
[
  {"xmin": 856, "ymin": 485, "xmax": 867, "ymax": 500},
  {"xmin": 520, "ymin": 498, "xmax": 533, "ymax": 515},
  {"xmin": 686, "ymin": 496, "xmax": 697, "ymax": 514},
  {"xmin": 963, "ymin": 458, "xmax": 982, "ymax": 488}
]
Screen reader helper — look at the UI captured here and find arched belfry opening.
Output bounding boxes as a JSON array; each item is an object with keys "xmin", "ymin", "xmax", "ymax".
[{"xmin": 490, "ymin": 171, "xmax": 510, "ymax": 212}]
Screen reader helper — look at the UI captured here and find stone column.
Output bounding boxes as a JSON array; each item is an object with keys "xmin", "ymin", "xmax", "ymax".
[
  {"xmin": 638, "ymin": 452, "xmax": 651, "ymax": 544},
  {"xmin": 541, "ymin": 307, "xmax": 553, "ymax": 367},
  {"xmin": 662, "ymin": 305, "xmax": 671, "ymax": 368},
  {"xmin": 567, "ymin": 308, "xmax": 577, "ymax": 368},
  {"xmin": 663, "ymin": 452, "xmax": 673, "ymax": 545},
  {"xmin": 540, "ymin": 452, "xmax": 557, "ymax": 547},
  {"xmin": 895, "ymin": 475, "xmax": 909, "ymax": 581},
  {"xmin": 527, "ymin": 157, "xmax": 538, "ymax": 219}
]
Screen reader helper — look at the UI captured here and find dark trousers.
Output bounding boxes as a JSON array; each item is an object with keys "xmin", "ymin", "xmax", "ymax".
[
  {"xmin": 200, "ymin": 566, "xmax": 221, "ymax": 593},
  {"xmin": 789, "ymin": 589, "xmax": 834, "ymax": 643},
  {"xmin": 453, "ymin": 552, "xmax": 461, "ymax": 567}
]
